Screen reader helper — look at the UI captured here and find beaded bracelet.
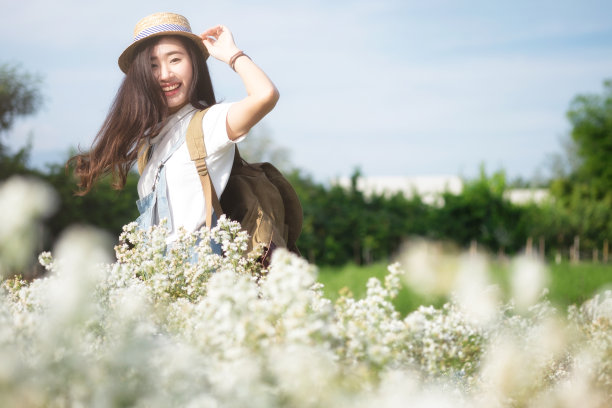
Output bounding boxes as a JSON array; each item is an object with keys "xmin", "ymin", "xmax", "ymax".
[{"xmin": 229, "ymin": 50, "xmax": 250, "ymax": 71}]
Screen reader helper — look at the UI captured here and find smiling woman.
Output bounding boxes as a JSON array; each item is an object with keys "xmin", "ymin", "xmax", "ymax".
[
  {"xmin": 150, "ymin": 37, "xmax": 194, "ymax": 112},
  {"xmin": 67, "ymin": 12, "xmax": 279, "ymax": 243}
]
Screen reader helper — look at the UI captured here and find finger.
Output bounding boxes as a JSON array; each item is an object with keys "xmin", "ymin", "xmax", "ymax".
[
  {"xmin": 200, "ymin": 34, "xmax": 216, "ymax": 43},
  {"xmin": 212, "ymin": 25, "xmax": 230, "ymax": 37},
  {"xmin": 200, "ymin": 26, "xmax": 220, "ymax": 38},
  {"xmin": 201, "ymin": 38, "xmax": 214, "ymax": 52}
]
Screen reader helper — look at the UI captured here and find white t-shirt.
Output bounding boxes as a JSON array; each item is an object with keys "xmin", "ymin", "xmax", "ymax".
[{"xmin": 137, "ymin": 102, "xmax": 240, "ymax": 241}]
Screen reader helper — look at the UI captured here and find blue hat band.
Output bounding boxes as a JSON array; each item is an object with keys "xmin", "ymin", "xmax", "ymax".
[{"xmin": 133, "ymin": 24, "xmax": 192, "ymax": 42}]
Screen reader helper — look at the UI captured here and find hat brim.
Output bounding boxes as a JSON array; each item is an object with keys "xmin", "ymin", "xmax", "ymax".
[{"xmin": 118, "ymin": 31, "xmax": 209, "ymax": 74}]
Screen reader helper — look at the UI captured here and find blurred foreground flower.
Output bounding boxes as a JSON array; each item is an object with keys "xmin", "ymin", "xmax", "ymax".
[
  {"xmin": 396, "ymin": 239, "xmax": 461, "ymax": 296},
  {"xmin": 510, "ymin": 255, "xmax": 550, "ymax": 311},
  {"xmin": 1, "ymin": 184, "xmax": 611, "ymax": 407},
  {"xmin": 0, "ymin": 176, "xmax": 57, "ymax": 277}
]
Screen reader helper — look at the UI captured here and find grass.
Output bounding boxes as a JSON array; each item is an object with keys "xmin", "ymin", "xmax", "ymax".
[
  {"xmin": 317, "ymin": 262, "xmax": 446, "ymax": 316},
  {"xmin": 547, "ymin": 262, "xmax": 612, "ymax": 307},
  {"xmin": 316, "ymin": 260, "xmax": 612, "ymax": 316}
]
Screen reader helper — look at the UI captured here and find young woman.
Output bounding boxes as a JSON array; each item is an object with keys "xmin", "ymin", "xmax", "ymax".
[{"xmin": 69, "ymin": 12, "xmax": 279, "ymax": 242}]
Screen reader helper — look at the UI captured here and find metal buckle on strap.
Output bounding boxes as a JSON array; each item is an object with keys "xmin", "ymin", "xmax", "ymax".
[{"xmin": 151, "ymin": 164, "xmax": 164, "ymax": 193}]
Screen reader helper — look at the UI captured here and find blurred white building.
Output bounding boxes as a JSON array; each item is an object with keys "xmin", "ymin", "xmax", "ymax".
[
  {"xmin": 503, "ymin": 188, "xmax": 549, "ymax": 205},
  {"xmin": 332, "ymin": 176, "xmax": 548, "ymax": 206}
]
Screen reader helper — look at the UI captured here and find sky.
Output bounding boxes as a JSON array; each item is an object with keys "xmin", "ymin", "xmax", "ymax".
[{"xmin": 2, "ymin": 0, "xmax": 612, "ymax": 183}]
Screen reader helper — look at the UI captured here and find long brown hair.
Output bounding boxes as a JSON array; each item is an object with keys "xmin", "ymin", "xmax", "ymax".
[{"xmin": 67, "ymin": 35, "xmax": 216, "ymax": 195}]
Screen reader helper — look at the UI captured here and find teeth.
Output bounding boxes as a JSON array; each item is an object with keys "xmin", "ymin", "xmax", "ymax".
[{"xmin": 162, "ymin": 83, "xmax": 180, "ymax": 92}]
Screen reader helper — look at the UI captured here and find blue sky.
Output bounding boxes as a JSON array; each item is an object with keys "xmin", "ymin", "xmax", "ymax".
[{"xmin": 2, "ymin": 0, "xmax": 612, "ymax": 182}]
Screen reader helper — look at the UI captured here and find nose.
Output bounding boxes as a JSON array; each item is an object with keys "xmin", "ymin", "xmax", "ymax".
[{"xmin": 158, "ymin": 62, "xmax": 172, "ymax": 81}]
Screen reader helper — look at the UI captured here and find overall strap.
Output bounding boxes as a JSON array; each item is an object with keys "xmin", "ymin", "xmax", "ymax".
[
  {"xmin": 148, "ymin": 130, "xmax": 188, "ymax": 194},
  {"xmin": 186, "ymin": 108, "xmax": 224, "ymax": 230},
  {"xmin": 137, "ymin": 107, "xmax": 197, "ymax": 175}
]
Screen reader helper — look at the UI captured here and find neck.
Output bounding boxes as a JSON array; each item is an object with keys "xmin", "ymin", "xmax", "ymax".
[{"xmin": 168, "ymin": 102, "xmax": 188, "ymax": 115}]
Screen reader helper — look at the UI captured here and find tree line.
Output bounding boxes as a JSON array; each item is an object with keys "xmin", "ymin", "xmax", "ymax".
[
  {"xmin": 2, "ymin": 63, "xmax": 611, "ymax": 266},
  {"xmin": 288, "ymin": 167, "xmax": 611, "ymax": 265}
]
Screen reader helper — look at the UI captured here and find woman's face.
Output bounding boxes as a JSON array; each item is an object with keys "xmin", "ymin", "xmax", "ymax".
[{"xmin": 150, "ymin": 37, "xmax": 193, "ymax": 110}]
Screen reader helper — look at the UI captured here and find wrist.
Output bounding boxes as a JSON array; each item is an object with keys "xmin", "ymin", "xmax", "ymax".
[{"xmin": 229, "ymin": 50, "xmax": 250, "ymax": 71}]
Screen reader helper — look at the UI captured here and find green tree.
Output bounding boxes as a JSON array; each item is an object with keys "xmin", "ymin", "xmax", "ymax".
[
  {"xmin": 548, "ymin": 79, "xmax": 612, "ymax": 254},
  {"xmin": 288, "ymin": 169, "xmax": 433, "ymax": 266},
  {"xmin": 0, "ymin": 62, "xmax": 139, "ymax": 245},
  {"xmin": 565, "ymin": 79, "xmax": 612, "ymax": 198},
  {"xmin": 431, "ymin": 168, "xmax": 528, "ymax": 253},
  {"xmin": 0, "ymin": 63, "xmax": 42, "ymax": 138},
  {"xmin": 0, "ymin": 143, "xmax": 39, "ymax": 180},
  {"xmin": 0, "ymin": 63, "xmax": 43, "ymax": 179},
  {"xmin": 43, "ymin": 163, "xmax": 140, "ymax": 242}
]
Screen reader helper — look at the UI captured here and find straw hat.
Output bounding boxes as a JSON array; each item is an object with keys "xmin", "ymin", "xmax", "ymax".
[{"xmin": 118, "ymin": 12, "xmax": 208, "ymax": 73}]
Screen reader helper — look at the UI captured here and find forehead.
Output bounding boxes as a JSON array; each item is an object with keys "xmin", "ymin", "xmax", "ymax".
[{"xmin": 151, "ymin": 36, "xmax": 188, "ymax": 58}]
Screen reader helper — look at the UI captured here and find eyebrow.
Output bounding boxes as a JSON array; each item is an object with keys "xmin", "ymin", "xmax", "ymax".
[{"xmin": 150, "ymin": 50, "xmax": 186, "ymax": 60}]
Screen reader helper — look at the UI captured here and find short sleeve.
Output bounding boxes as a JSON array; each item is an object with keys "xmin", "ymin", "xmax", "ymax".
[{"xmin": 202, "ymin": 102, "xmax": 244, "ymax": 155}]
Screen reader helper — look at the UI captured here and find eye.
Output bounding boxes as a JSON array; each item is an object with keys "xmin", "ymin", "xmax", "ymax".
[{"xmin": 170, "ymin": 57, "xmax": 181, "ymax": 64}]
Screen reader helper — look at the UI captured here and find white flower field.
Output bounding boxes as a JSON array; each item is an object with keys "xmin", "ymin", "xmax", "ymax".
[{"xmin": 0, "ymin": 176, "xmax": 610, "ymax": 407}]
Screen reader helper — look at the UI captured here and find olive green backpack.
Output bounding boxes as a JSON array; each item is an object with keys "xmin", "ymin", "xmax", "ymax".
[{"xmin": 185, "ymin": 109, "xmax": 302, "ymax": 265}]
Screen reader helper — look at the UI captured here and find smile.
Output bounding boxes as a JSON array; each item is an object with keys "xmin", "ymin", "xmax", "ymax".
[{"xmin": 162, "ymin": 83, "xmax": 181, "ymax": 92}]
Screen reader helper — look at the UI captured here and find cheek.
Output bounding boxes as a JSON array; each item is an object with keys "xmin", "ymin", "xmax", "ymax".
[
  {"xmin": 180, "ymin": 63, "xmax": 194, "ymax": 86},
  {"xmin": 183, "ymin": 71, "xmax": 193, "ymax": 87}
]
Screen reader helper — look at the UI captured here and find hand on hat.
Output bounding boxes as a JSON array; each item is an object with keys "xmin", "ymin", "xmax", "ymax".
[{"xmin": 201, "ymin": 25, "xmax": 241, "ymax": 65}]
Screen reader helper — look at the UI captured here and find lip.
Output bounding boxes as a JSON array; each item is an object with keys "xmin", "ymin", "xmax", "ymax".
[{"xmin": 162, "ymin": 83, "xmax": 181, "ymax": 97}]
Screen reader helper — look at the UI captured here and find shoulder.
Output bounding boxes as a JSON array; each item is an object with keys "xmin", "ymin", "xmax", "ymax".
[
  {"xmin": 201, "ymin": 103, "xmax": 232, "ymax": 137},
  {"xmin": 200, "ymin": 102, "xmax": 240, "ymax": 152},
  {"xmin": 203, "ymin": 102, "xmax": 234, "ymax": 125}
]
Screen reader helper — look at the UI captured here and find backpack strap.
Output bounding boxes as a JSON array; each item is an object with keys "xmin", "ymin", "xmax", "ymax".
[
  {"xmin": 136, "ymin": 143, "xmax": 151, "ymax": 175},
  {"xmin": 185, "ymin": 108, "xmax": 224, "ymax": 230}
]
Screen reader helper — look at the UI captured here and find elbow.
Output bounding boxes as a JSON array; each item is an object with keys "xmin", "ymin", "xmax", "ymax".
[
  {"xmin": 247, "ymin": 82, "xmax": 279, "ymax": 114},
  {"xmin": 271, "ymin": 86, "xmax": 280, "ymax": 104},
  {"xmin": 261, "ymin": 86, "xmax": 280, "ymax": 112}
]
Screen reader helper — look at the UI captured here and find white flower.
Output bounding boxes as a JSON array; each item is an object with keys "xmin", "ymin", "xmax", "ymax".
[
  {"xmin": 396, "ymin": 239, "xmax": 460, "ymax": 296},
  {"xmin": 452, "ymin": 253, "xmax": 500, "ymax": 325},
  {"xmin": 1, "ymin": 184, "xmax": 611, "ymax": 406},
  {"xmin": 0, "ymin": 176, "xmax": 57, "ymax": 276},
  {"xmin": 510, "ymin": 255, "xmax": 549, "ymax": 311}
]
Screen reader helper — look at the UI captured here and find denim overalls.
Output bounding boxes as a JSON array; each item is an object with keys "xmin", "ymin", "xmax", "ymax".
[{"xmin": 135, "ymin": 123, "xmax": 222, "ymax": 256}]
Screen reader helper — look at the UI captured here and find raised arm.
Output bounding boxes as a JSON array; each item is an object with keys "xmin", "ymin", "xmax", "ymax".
[{"xmin": 201, "ymin": 25, "xmax": 279, "ymax": 141}]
